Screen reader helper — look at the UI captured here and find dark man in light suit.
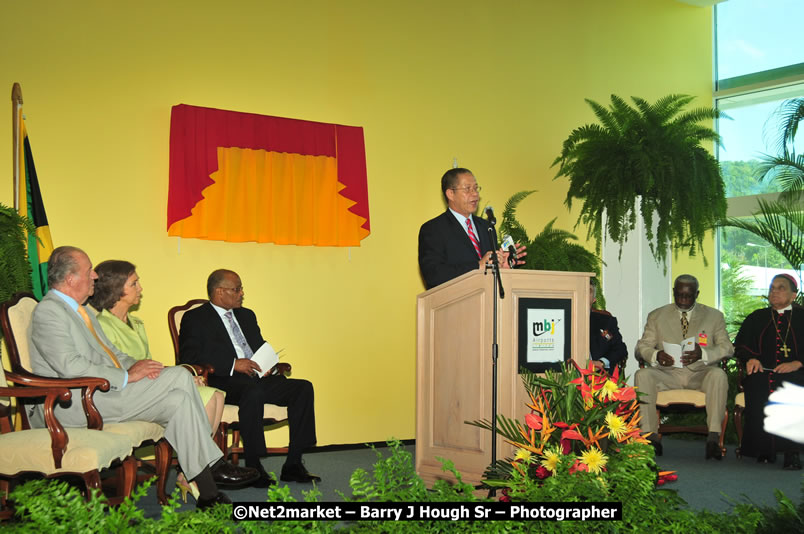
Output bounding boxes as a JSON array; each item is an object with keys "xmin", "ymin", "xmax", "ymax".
[{"xmin": 635, "ymin": 274, "xmax": 733, "ymax": 460}]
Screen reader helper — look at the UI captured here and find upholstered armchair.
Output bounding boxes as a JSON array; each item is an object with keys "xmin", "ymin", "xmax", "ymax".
[
  {"xmin": 168, "ymin": 298, "xmax": 288, "ymax": 464},
  {"xmin": 0, "ymin": 364, "xmax": 138, "ymax": 518},
  {"xmin": 0, "ymin": 293, "xmax": 171, "ymax": 504}
]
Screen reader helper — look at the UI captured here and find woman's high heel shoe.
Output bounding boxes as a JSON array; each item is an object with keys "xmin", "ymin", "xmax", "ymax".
[{"xmin": 176, "ymin": 472, "xmax": 200, "ymax": 503}]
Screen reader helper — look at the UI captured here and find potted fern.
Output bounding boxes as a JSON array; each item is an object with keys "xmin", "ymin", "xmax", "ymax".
[
  {"xmin": 552, "ymin": 94, "xmax": 727, "ymax": 267},
  {"xmin": 498, "ymin": 190, "xmax": 605, "ymax": 307},
  {"xmin": 0, "ymin": 203, "xmax": 34, "ymax": 306}
]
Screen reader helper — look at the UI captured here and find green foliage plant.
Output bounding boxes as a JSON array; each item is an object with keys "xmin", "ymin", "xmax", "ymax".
[
  {"xmin": 7, "ymin": 438, "xmax": 801, "ymax": 533},
  {"xmin": 499, "ymin": 190, "xmax": 604, "ymax": 307},
  {"xmin": 552, "ymin": 94, "xmax": 727, "ymax": 268},
  {"xmin": 0, "ymin": 203, "xmax": 35, "ymax": 306}
]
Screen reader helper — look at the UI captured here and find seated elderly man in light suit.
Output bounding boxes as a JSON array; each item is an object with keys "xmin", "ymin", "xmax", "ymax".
[
  {"xmin": 28, "ymin": 246, "xmax": 258, "ymax": 509},
  {"xmin": 635, "ymin": 274, "xmax": 733, "ymax": 460}
]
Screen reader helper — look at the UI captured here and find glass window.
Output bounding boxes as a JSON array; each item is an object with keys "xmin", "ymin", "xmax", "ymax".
[
  {"xmin": 716, "ymin": 0, "xmax": 804, "ymax": 81},
  {"xmin": 714, "ymin": 0, "xmax": 804, "ymax": 324},
  {"xmin": 718, "ymin": 84, "xmax": 804, "ymax": 198}
]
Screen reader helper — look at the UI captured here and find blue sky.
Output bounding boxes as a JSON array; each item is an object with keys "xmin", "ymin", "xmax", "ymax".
[{"xmin": 715, "ymin": 0, "xmax": 804, "ymax": 162}]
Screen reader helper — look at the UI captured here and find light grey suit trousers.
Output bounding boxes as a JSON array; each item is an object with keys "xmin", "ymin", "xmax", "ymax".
[{"xmin": 28, "ymin": 292, "xmax": 222, "ymax": 480}]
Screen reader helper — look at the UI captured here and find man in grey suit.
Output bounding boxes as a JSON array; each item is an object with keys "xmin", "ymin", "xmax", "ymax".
[
  {"xmin": 28, "ymin": 246, "xmax": 258, "ymax": 509},
  {"xmin": 635, "ymin": 274, "xmax": 733, "ymax": 460}
]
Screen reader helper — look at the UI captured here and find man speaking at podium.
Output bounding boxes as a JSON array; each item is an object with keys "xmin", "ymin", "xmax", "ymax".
[{"xmin": 418, "ymin": 168, "xmax": 525, "ymax": 289}]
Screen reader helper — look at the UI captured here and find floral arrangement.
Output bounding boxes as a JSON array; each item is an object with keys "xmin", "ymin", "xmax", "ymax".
[{"xmin": 470, "ymin": 362, "xmax": 675, "ymax": 501}]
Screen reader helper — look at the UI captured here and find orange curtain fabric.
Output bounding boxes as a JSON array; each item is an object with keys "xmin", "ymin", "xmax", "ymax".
[
  {"xmin": 168, "ymin": 147, "xmax": 368, "ymax": 245},
  {"xmin": 167, "ymin": 104, "xmax": 370, "ymax": 246}
]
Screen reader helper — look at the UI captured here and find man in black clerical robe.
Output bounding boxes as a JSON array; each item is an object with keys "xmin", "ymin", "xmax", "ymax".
[{"xmin": 734, "ymin": 274, "xmax": 804, "ymax": 469}]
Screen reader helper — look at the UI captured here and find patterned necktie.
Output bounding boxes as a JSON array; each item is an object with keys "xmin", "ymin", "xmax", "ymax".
[
  {"xmin": 225, "ymin": 311, "xmax": 253, "ymax": 359},
  {"xmin": 681, "ymin": 311, "xmax": 689, "ymax": 338},
  {"xmin": 77, "ymin": 306, "xmax": 122, "ymax": 368},
  {"xmin": 465, "ymin": 218, "xmax": 482, "ymax": 259}
]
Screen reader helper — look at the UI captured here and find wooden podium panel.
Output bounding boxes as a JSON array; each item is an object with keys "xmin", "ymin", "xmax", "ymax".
[{"xmin": 416, "ymin": 269, "xmax": 592, "ymax": 487}]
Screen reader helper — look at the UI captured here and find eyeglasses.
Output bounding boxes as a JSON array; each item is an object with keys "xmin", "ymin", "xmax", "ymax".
[
  {"xmin": 220, "ymin": 286, "xmax": 243, "ymax": 293},
  {"xmin": 451, "ymin": 186, "xmax": 482, "ymax": 194}
]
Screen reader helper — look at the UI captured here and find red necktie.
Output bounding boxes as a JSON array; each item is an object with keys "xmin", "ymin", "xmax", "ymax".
[{"xmin": 465, "ymin": 218, "xmax": 482, "ymax": 259}]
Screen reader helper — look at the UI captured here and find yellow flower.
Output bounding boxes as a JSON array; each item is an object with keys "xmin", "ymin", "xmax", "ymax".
[
  {"xmin": 579, "ymin": 447, "xmax": 608, "ymax": 474},
  {"xmin": 597, "ymin": 379, "xmax": 619, "ymax": 402},
  {"xmin": 514, "ymin": 448, "xmax": 532, "ymax": 464},
  {"xmin": 540, "ymin": 450, "xmax": 560, "ymax": 474},
  {"xmin": 605, "ymin": 412, "xmax": 627, "ymax": 440}
]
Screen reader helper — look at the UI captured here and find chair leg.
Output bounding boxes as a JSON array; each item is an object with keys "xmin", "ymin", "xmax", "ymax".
[
  {"xmin": 119, "ymin": 456, "xmax": 138, "ymax": 498},
  {"xmin": 735, "ymin": 406, "xmax": 744, "ymax": 458},
  {"xmin": 230, "ymin": 430, "xmax": 241, "ymax": 465},
  {"xmin": 82, "ymin": 471, "xmax": 102, "ymax": 501},
  {"xmin": 154, "ymin": 439, "xmax": 171, "ymax": 505},
  {"xmin": 719, "ymin": 408, "xmax": 728, "ymax": 456},
  {"xmin": 214, "ymin": 424, "xmax": 226, "ymax": 455}
]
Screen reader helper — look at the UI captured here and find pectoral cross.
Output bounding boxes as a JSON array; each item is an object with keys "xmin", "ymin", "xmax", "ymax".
[{"xmin": 780, "ymin": 344, "xmax": 791, "ymax": 358}]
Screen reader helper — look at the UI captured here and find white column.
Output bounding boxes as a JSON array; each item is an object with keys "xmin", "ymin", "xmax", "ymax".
[{"xmin": 601, "ymin": 211, "xmax": 670, "ymax": 384}]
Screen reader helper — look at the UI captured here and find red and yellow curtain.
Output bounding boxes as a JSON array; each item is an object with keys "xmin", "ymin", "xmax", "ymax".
[{"xmin": 167, "ymin": 105, "xmax": 370, "ymax": 246}]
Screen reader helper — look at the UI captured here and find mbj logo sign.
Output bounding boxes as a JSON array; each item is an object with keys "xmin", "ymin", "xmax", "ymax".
[{"xmin": 533, "ymin": 319, "xmax": 560, "ymax": 337}]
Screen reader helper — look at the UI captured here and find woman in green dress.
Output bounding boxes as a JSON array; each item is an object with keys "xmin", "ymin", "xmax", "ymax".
[{"xmin": 89, "ymin": 260, "xmax": 225, "ymax": 501}]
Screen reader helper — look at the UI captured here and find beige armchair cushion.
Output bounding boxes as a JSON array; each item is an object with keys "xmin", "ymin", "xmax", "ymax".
[
  {"xmin": 221, "ymin": 403, "xmax": 287, "ymax": 424},
  {"xmin": 0, "ymin": 428, "xmax": 132, "ymax": 475},
  {"xmin": 656, "ymin": 389, "xmax": 707, "ymax": 408},
  {"xmin": 104, "ymin": 421, "xmax": 165, "ymax": 447},
  {"xmin": 735, "ymin": 392, "xmax": 745, "ymax": 409}
]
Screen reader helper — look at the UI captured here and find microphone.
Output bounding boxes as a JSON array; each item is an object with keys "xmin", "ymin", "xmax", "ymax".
[
  {"xmin": 485, "ymin": 206, "xmax": 496, "ymax": 225},
  {"xmin": 501, "ymin": 234, "xmax": 518, "ymax": 268}
]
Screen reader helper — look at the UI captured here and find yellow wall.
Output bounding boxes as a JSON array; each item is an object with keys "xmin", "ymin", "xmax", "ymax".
[{"xmin": 1, "ymin": 0, "xmax": 713, "ymax": 445}]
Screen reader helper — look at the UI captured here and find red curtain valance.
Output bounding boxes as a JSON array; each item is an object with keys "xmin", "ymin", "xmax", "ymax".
[{"xmin": 167, "ymin": 104, "xmax": 369, "ymax": 245}]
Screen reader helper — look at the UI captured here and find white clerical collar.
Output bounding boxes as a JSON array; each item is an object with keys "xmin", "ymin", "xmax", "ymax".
[{"xmin": 775, "ymin": 305, "xmax": 793, "ymax": 312}]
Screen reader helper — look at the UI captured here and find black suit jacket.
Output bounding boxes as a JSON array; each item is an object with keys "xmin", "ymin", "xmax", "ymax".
[
  {"xmin": 590, "ymin": 310, "xmax": 627, "ymax": 369},
  {"xmin": 179, "ymin": 302, "xmax": 265, "ymax": 382},
  {"xmin": 418, "ymin": 210, "xmax": 494, "ymax": 289}
]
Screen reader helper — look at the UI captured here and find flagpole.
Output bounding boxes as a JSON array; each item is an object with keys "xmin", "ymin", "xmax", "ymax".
[{"xmin": 11, "ymin": 82, "xmax": 23, "ymax": 212}]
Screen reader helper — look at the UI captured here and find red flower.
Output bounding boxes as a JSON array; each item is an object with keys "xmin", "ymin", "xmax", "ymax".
[
  {"xmin": 525, "ymin": 413, "xmax": 543, "ymax": 430},
  {"xmin": 614, "ymin": 387, "xmax": 636, "ymax": 402},
  {"xmin": 569, "ymin": 459, "xmax": 588, "ymax": 474},
  {"xmin": 533, "ymin": 466, "xmax": 552, "ymax": 479}
]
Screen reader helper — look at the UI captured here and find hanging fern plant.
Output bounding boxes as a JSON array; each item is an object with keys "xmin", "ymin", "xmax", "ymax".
[{"xmin": 552, "ymin": 94, "xmax": 727, "ymax": 267}]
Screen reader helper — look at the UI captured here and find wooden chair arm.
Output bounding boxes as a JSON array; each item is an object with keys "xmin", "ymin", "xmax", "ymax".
[
  {"xmin": 5, "ymin": 370, "xmax": 109, "ymax": 430},
  {"xmin": 178, "ymin": 363, "xmax": 215, "ymax": 380},
  {"xmin": 0, "ymin": 381, "xmax": 73, "ymax": 468}
]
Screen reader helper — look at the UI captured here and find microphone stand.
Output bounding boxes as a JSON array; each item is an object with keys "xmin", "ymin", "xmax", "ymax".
[{"xmin": 484, "ymin": 221, "xmax": 503, "ymax": 498}]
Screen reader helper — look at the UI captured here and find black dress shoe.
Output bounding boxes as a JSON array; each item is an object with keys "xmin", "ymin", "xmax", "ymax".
[
  {"xmin": 783, "ymin": 452, "xmax": 801, "ymax": 470},
  {"xmin": 280, "ymin": 462, "xmax": 322, "ymax": 483},
  {"xmin": 756, "ymin": 453, "xmax": 776, "ymax": 464},
  {"xmin": 705, "ymin": 441, "xmax": 723, "ymax": 460},
  {"xmin": 248, "ymin": 464, "xmax": 276, "ymax": 488},
  {"xmin": 211, "ymin": 461, "xmax": 259, "ymax": 488},
  {"xmin": 649, "ymin": 440, "xmax": 663, "ymax": 457},
  {"xmin": 196, "ymin": 491, "xmax": 232, "ymax": 510}
]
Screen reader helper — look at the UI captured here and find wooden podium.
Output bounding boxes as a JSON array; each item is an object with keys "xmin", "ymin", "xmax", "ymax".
[{"xmin": 415, "ymin": 268, "xmax": 592, "ymax": 487}]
